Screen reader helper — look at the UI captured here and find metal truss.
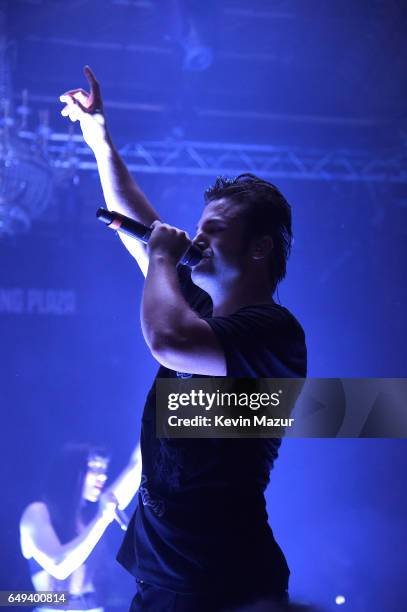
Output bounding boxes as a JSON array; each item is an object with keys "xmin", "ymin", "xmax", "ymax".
[{"xmin": 17, "ymin": 131, "xmax": 407, "ymax": 184}]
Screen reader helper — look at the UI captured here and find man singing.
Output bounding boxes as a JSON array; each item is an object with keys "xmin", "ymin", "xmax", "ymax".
[{"xmin": 60, "ymin": 67, "xmax": 307, "ymax": 611}]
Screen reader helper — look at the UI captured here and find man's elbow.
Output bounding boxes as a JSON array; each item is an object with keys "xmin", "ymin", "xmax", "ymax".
[{"xmin": 148, "ymin": 332, "xmax": 184, "ymax": 368}]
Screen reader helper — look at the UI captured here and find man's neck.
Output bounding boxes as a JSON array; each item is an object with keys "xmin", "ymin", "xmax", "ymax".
[{"xmin": 210, "ymin": 276, "xmax": 274, "ymax": 317}]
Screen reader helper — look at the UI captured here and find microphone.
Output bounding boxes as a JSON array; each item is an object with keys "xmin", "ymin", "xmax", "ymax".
[
  {"xmin": 96, "ymin": 208, "xmax": 203, "ymax": 267},
  {"xmin": 114, "ymin": 508, "xmax": 130, "ymax": 531}
]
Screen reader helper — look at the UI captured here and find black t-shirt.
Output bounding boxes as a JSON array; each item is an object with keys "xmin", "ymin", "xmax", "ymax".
[{"xmin": 117, "ymin": 267, "xmax": 307, "ymax": 596}]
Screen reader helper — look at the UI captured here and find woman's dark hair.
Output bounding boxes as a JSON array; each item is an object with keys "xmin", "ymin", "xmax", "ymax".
[
  {"xmin": 204, "ymin": 173, "xmax": 292, "ymax": 292},
  {"xmin": 42, "ymin": 443, "xmax": 108, "ymax": 543}
]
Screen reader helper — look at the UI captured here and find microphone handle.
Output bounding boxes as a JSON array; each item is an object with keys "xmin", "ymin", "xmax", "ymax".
[
  {"xmin": 96, "ymin": 208, "xmax": 202, "ymax": 267},
  {"xmin": 114, "ymin": 508, "xmax": 130, "ymax": 531}
]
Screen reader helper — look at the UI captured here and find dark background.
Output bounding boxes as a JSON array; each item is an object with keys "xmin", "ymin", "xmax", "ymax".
[{"xmin": 1, "ymin": 1, "xmax": 406, "ymax": 610}]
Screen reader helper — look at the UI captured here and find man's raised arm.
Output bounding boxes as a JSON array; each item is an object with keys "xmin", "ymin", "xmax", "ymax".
[{"xmin": 60, "ymin": 66, "xmax": 159, "ymax": 276}]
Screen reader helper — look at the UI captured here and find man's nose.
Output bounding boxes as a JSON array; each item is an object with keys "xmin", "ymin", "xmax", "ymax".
[{"xmin": 193, "ymin": 231, "xmax": 209, "ymax": 249}]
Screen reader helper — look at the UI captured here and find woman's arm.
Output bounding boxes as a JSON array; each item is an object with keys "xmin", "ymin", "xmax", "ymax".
[
  {"xmin": 103, "ymin": 444, "xmax": 142, "ymax": 510},
  {"xmin": 20, "ymin": 494, "xmax": 117, "ymax": 581}
]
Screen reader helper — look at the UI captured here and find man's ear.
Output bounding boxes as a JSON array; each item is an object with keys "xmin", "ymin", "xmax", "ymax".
[{"xmin": 251, "ymin": 235, "xmax": 274, "ymax": 260}]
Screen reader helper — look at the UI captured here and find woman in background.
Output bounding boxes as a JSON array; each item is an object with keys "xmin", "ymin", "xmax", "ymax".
[{"xmin": 20, "ymin": 442, "xmax": 141, "ymax": 612}]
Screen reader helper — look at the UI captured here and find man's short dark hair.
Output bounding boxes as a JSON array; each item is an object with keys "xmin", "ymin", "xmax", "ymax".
[{"xmin": 204, "ymin": 173, "xmax": 292, "ymax": 292}]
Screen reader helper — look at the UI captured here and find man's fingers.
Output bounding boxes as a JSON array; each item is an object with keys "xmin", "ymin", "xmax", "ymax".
[
  {"xmin": 60, "ymin": 105, "xmax": 79, "ymax": 122},
  {"xmin": 84, "ymin": 65, "xmax": 98, "ymax": 84},
  {"xmin": 60, "ymin": 108, "xmax": 79, "ymax": 122},
  {"xmin": 73, "ymin": 92, "xmax": 88, "ymax": 106},
  {"xmin": 70, "ymin": 89, "xmax": 89, "ymax": 105},
  {"xmin": 60, "ymin": 90, "xmax": 89, "ymax": 107},
  {"xmin": 84, "ymin": 65, "xmax": 101, "ymax": 95},
  {"xmin": 60, "ymin": 95, "xmax": 85, "ymax": 121},
  {"xmin": 59, "ymin": 94, "xmax": 80, "ymax": 108},
  {"xmin": 60, "ymin": 88, "xmax": 89, "ymax": 98},
  {"xmin": 71, "ymin": 95, "xmax": 87, "ymax": 113},
  {"xmin": 150, "ymin": 221, "xmax": 188, "ymax": 237}
]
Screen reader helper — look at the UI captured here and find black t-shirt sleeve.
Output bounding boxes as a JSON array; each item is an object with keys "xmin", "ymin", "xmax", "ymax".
[{"xmin": 205, "ymin": 304, "xmax": 307, "ymax": 378}]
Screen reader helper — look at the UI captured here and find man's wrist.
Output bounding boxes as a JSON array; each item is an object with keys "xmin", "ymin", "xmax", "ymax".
[
  {"xmin": 148, "ymin": 252, "xmax": 179, "ymax": 267},
  {"xmin": 93, "ymin": 129, "xmax": 114, "ymax": 159}
]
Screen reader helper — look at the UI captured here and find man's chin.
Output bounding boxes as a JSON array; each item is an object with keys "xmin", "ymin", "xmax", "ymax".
[{"xmin": 191, "ymin": 265, "xmax": 212, "ymax": 287}]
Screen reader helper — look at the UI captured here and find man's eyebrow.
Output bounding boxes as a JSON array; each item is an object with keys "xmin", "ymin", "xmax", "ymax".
[{"xmin": 195, "ymin": 217, "xmax": 226, "ymax": 232}]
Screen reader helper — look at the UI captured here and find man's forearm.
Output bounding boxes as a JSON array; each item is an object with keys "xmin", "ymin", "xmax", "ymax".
[
  {"xmin": 94, "ymin": 136, "xmax": 158, "ymax": 225},
  {"xmin": 141, "ymin": 255, "xmax": 194, "ymax": 351},
  {"xmin": 94, "ymin": 136, "xmax": 159, "ymax": 272}
]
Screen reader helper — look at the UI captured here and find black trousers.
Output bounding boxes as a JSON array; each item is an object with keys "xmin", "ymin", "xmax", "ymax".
[{"xmin": 129, "ymin": 579, "xmax": 290, "ymax": 612}]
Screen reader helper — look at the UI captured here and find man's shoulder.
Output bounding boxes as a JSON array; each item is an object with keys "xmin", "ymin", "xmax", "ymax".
[
  {"xmin": 204, "ymin": 302, "xmax": 306, "ymax": 352},
  {"xmin": 231, "ymin": 302, "xmax": 304, "ymax": 334}
]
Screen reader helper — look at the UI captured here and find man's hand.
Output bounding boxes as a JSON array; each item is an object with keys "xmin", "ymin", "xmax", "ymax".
[
  {"xmin": 59, "ymin": 66, "xmax": 109, "ymax": 153},
  {"xmin": 147, "ymin": 221, "xmax": 192, "ymax": 265},
  {"xmin": 142, "ymin": 223, "xmax": 226, "ymax": 375}
]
